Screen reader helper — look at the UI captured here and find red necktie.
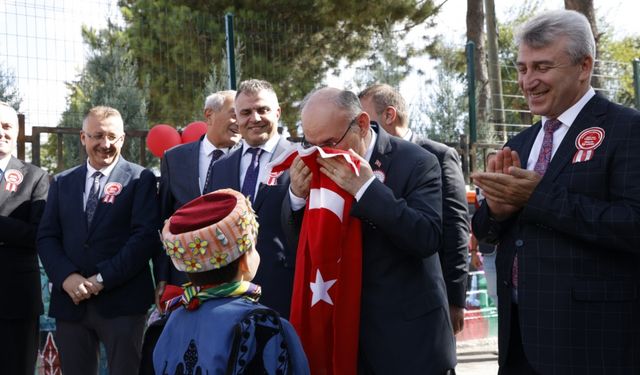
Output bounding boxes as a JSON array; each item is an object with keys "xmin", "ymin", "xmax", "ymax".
[{"xmin": 513, "ymin": 119, "xmax": 562, "ymax": 289}]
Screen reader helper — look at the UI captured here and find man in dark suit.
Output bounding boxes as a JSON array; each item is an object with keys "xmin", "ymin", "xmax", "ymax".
[
  {"xmin": 208, "ymin": 79, "xmax": 295, "ymax": 318},
  {"xmin": 156, "ymin": 90, "xmax": 240, "ymax": 299},
  {"xmin": 286, "ymin": 87, "xmax": 456, "ymax": 374},
  {"xmin": 359, "ymin": 83, "xmax": 469, "ymax": 335},
  {"xmin": 0, "ymin": 102, "xmax": 49, "ymax": 375},
  {"xmin": 472, "ymin": 10, "xmax": 640, "ymax": 374},
  {"xmin": 38, "ymin": 106, "xmax": 159, "ymax": 375}
]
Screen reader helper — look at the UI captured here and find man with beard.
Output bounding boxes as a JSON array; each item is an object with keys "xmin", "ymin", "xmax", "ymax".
[
  {"xmin": 208, "ymin": 79, "xmax": 295, "ymax": 318},
  {"xmin": 0, "ymin": 102, "xmax": 49, "ymax": 375},
  {"xmin": 155, "ymin": 90, "xmax": 241, "ymax": 301},
  {"xmin": 38, "ymin": 106, "xmax": 159, "ymax": 375}
]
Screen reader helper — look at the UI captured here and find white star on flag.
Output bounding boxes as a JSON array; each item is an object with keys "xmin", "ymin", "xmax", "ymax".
[{"xmin": 309, "ymin": 269, "xmax": 337, "ymax": 307}]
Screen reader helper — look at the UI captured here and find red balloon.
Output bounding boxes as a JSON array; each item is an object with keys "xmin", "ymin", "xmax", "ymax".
[
  {"xmin": 181, "ymin": 121, "xmax": 208, "ymax": 144},
  {"xmin": 147, "ymin": 124, "xmax": 181, "ymax": 158}
]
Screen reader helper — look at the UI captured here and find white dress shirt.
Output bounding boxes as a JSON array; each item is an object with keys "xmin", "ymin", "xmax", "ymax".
[
  {"xmin": 526, "ymin": 88, "xmax": 596, "ymax": 170},
  {"xmin": 84, "ymin": 158, "xmax": 119, "ymax": 210},
  {"xmin": 239, "ymin": 135, "xmax": 280, "ymax": 196},
  {"xmin": 198, "ymin": 137, "xmax": 229, "ymax": 193}
]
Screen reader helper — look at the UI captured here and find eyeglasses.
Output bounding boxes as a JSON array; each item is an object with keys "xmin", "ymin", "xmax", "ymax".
[
  {"xmin": 83, "ymin": 132, "xmax": 124, "ymax": 143},
  {"xmin": 301, "ymin": 116, "xmax": 358, "ymax": 149}
]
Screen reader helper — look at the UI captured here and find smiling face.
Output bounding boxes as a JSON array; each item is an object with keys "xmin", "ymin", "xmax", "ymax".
[
  {"xmin": 81, "ymin": 114, "xmax": 125, "ymax": 170},
  {"xmin": 205, "ymin": 94, "xmax": 241, "ymax": 148},
  {"xmin": 0, "ymin": 105, "xmax": 18, "ymax": 159},
  {"xmin": 517, "ymin": 36, "xmax": 592, "ymax": 118},
  {"xmin": 235, "ymin": 89, "xmax": 281, "ymax": 147}
]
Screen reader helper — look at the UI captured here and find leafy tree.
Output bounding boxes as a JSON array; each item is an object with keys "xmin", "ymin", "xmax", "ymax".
[
  {"xmin": 0, "ymin": 64, "xmax": 22, "ymax": 110},
  {"xmin": 118, "ymin": 0, "xmax": 442, "ymax": 133},
  {"xmin": 42, "ymin": 21, "xmax": 151, "ymax": 173},
  {"xmin": 410, "ymin": 42, "xmax": 467, "ymax": 143}
]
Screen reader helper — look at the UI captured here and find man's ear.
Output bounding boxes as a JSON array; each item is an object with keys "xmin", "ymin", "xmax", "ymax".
[
  {"xmin": 384, "ymin": 106, "xmax": 397, "ymax": 126},
  {"xmin": 204, "ymin": 108, "xmax": 213, "ymax": 120}
]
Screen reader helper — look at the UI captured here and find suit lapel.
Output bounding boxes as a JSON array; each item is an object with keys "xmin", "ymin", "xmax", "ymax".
[
  {"xmin": 88, "ymin": 158, "xmax": 131, "ymax": 233},
  {"xmin": 0, "ymin": 157, "xmax": 25, "ymax": 208},
  {"xmin": 518, "ymin": 122, "xmax": 541, "ymax": 166},
  {"xmin": 543, "ymin": 96, "xmax": 607, "ymax": 182},
  {"xmin": 69, "ymin": 164, "xmax": 90, "ymax": 233},
  {"xmin": 369, "ymin": 124, "xmax": 393, "ymax": 182},
  {"xmin": 253, "ymin": 137, "xmax": 292, "ymax": 210},
  {"xmin": 186, "ymin": 140, "xmax": 202, "ymax": 197}
]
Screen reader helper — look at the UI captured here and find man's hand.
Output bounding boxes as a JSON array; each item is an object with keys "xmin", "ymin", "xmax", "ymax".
[
  {"xmin": 470, "ymin": 251, "xmax": 483, "ymax": 269},
  {"xmin": 450, "ymin": 305, "xmax": 465, "ymax": 335},
  {"xmin": 317, "ymin": 149, "xmax": 373, "ymax": 196},
  {"xmin": 472, "ymin": 167, "xmax": 542, "ymax": 216},
  {"xmin": 86, "ymin": 274, "xmax": 105, "ymax": 295},
  {"xmin": 155, "ymin": 281, "xmax": 167, "ymax": 313},
  {"xmin": 62, "ymin": 273, "xmax": 95, "ymax": 305},
  {"xmin": 473, "ymin": 147, "xmax": 529, "ymax": 220},
  {"xmin": 289, "ymin": 156, "xmax": 312, "ymax": 199}
]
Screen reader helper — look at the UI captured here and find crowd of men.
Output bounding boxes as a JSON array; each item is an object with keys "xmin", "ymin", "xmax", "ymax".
[{"xmin": 1, "ymin": 9, "xmax": 638, "ymax": 375}]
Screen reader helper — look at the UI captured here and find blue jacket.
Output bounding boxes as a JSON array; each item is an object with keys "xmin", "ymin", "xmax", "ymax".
[{"xmin": 153, "ymin": 297, "xmax": 309, "ymax": 374}]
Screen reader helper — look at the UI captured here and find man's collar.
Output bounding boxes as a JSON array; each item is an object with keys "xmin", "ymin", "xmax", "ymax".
[
  {"xmin": 242, "ymin": 134, "xmax": 280, "ymax": 155},
  {"xmin": 0, "ymin": 154, "xmax": 11, "ymax": 172},
  {"xmin": 86, "ymin": 156, "xmax": 119, "ymax": 178},
  {"xmin": 364, "ymin": 127, "xmax": 377, "ymax": 162}
]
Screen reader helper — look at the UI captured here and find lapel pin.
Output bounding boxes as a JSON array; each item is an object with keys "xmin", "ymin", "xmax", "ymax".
[
  {"xmin": 572, "ymin": 127, "xmax": 604, "ymax": 163},
  {"xmin": 102, "ymin": 182, "xmax": 123, "ymax": 203},
  {"xmin": 4, "ymin": 169, "xmax": 24, "ymax": 192}
]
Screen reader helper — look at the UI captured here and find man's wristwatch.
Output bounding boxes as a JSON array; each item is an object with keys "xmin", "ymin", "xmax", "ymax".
[{"xmin": 96, "ymin": 273, "xmax": 104, "ymax": 284}]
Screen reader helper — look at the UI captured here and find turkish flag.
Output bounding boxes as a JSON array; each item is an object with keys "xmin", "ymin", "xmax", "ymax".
[{"xmin": 265, "ymin": 146, "xmax": 362, "ymax": 375}]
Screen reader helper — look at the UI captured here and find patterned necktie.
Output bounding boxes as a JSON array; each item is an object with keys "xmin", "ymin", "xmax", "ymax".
[
  {"xmin": 241, "ymin": 148, "xmax": 262, "ymax": 202},
  {"xmin": 202, "ymin": 149, "xmax": 225, "ymax": 194},
  {"xmin": 513, "ymin": 119, "xmax": 563, "ymax": 290},
  {"xmin": 86, "ymin": 171, "xmax": 103, "ymax": 226}
]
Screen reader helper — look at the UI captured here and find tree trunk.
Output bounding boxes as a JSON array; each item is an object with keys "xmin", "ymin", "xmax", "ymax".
[
  {"xmin": 564, "ymin": 0, "xmax": 602, "ymax": 93},
  {"xmin": 466, "ymin": 0, "xmax": 492, "ymax": 143},
  {"xmin": 484, "ymin": 0, "xmax": 506, "ymax": 142}
]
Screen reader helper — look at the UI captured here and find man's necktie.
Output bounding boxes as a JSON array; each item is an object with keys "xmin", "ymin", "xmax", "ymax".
[
  {"xmin": 513, "ymin": 119, "xmax": 562, "ymax": 289},
  {"xmin": 241, "ymin": 148, "xmax": 262, "ymax": 202},
  {"xmin": 202, "ymin": 149, "xmax": 225, "ymax": 194},
  {"xmin": 86, "ymin": 171, "xmax": 103, "ymax": 226}
]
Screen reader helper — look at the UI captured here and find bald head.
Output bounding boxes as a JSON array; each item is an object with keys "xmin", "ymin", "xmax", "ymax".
[{"xmin": 300, "ymin": 87, "xmax": 370, "ymax": 156}]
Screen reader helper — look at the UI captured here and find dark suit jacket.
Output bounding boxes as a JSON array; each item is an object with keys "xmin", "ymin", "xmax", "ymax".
[
  {"xmin": 473, "ymin": 95, "xmax": 640, "ymax": 373},
  {"xmin": 0, "ymin": 157, "xmax": 49, "ymax": 318},
  {"xmin": 37, "ymin": 157, "xmax": 158, "ymax": 321},
  {"xmin": 157, "ymin": 140, "xmax": 203, "ymax": 286},
  {"xmin": 209, "ymin": 137, "xmax": 296, "ymax": 319},
  {"xmin": 284, "ymin": 125, "xmax": 456, "ymax": 374},
  {"xmin": 412, "ymin": 136, "xmax": 469, "ymax": 307}
]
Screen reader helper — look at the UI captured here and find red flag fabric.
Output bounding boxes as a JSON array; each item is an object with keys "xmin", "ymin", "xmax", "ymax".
[{"xmin": 265, "ymin": 146, "xmax": 362, "ymax": 375}]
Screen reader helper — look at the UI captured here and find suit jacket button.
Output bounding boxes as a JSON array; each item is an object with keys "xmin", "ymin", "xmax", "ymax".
[
  {"xmin": 515, "ymin": 239, "xmax": 524, "ymax": 247},
  {"xmin": 84, "ymin": 243, "xmax": 89, "ymax": 249}
]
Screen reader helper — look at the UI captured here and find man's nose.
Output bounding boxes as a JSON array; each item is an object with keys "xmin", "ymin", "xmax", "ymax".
[{"xmin": 251, "ymin": 111, "xmax": 261, "ymax": 122}]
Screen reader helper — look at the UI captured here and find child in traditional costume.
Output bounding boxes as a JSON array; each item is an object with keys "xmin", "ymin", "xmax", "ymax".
[{"xmin": 152, "ymin": 189, "xmax": 309, "ymax": 374}]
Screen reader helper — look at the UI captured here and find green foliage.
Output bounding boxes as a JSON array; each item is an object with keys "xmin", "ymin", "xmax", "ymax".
[
  {"xmin": 410, "ymin": 44, "xmax": 467, "ymax": 143},
  {"xmin": 0, "ymin": 64, "xmax": 22, "ymax": 110},
  {"xmin": 118, "ymin": 0, "xmax": 440, "ymax": 133},
  {"xmin": 598, "ymin": 35, "xmax": 640, "ymax": 108},
  {"xmin": 42, "ymin": 21, "xmax": 151, "ymax": 173}
]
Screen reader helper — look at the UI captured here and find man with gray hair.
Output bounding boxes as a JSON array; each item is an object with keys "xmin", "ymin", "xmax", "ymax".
[
  {"xmin": 0, "ymin": 102, "xmax": 49, "ymax": 375},
  {"xmin": 472, "ymin": 9, "xmax": 640, "ymax": 373},
  {"xmin": 359, "ymin": 83, "xmax": 469, "ymax": 336},
  {"xmin": 156, "ymin": 90, "xmax": 240, "ymax": 296}
]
